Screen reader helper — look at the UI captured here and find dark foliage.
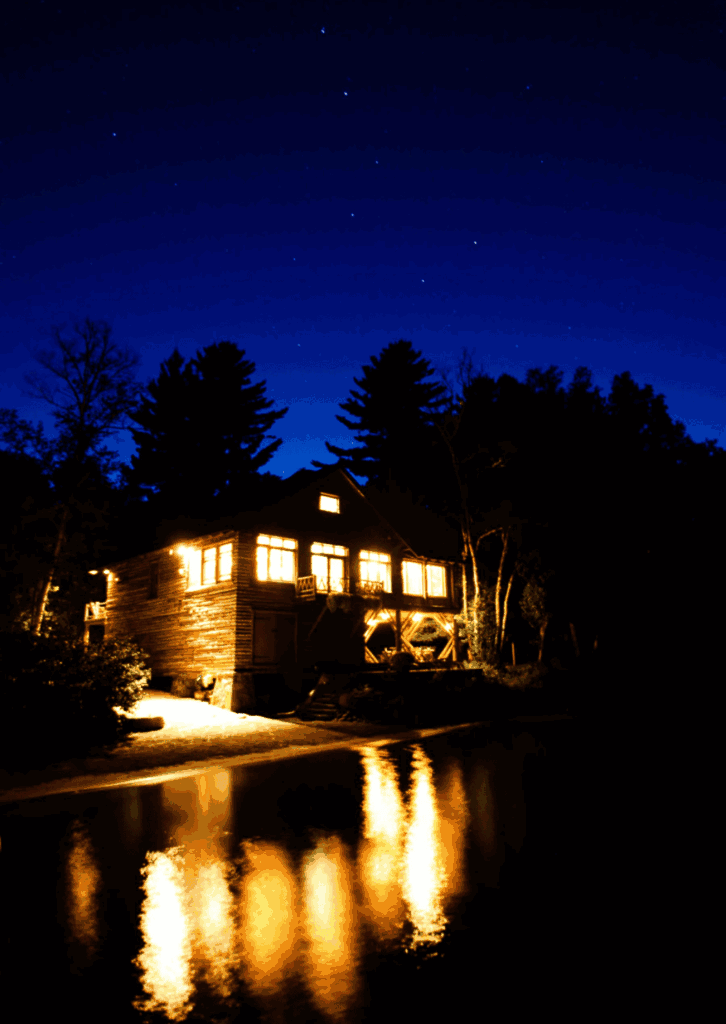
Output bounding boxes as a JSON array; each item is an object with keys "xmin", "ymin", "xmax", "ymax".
[
  {"xmin": 321, "ymin": 339, "xmax": 451, "ymax": 501},
  {"xmin": 126, "ymin": 342, "xmax": 287, "ymax": 525},
  {"xmin": 0, "ymin": 631, "xmax": 149, "ymax": 769}
]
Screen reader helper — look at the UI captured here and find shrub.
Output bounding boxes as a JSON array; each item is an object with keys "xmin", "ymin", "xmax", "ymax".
[{"xmin": 0, "ymin": 631, "xmax": 150, "ymax": 768}]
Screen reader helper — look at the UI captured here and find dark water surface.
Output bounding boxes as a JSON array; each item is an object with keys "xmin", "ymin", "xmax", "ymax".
[{"xmin": 0, "ymin": 720, "xmax": 593, "ymax": 1022}]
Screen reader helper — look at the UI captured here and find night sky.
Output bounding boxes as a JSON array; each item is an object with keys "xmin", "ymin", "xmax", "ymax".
[{"xmin": 2, "ymin": 1, "xmax": 725, "ymax": 478}]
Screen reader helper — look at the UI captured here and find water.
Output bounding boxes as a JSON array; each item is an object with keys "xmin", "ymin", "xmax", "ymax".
[{"xmin": 0, "ymin": 720, "xmax": 589, "ymax": 1022}]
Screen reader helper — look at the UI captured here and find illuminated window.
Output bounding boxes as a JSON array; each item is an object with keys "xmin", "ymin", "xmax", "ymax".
[
  {"xmin": 359, "ymin": 550, "xmax": 392, "ymax": 592},
  {"xmin": 319, "ymin": 493, "xmax": 340, "ymax": 513},
  {"xmin": 311, "ymin": 542, "xmax": 348, "ymax": 592},
  {"xmin": 402, "ymin": 559, "xmax": 447, "ymax": 598},
  {"xmin": 256, "ymin": 535, "xmax": 297, "ymax": 582},
  {"xmin": 426, "ymin": 563, "xmax": 447, "ymax": 598},
  {"xmin": 186, "ymin": 543, "xmax": 233, "ymax": 589},
  {"xmin": 402, "ymin": 560, "xmax": 424, "ymax": 596}
]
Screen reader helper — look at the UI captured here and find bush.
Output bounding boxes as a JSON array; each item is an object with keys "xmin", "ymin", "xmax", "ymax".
[{"xmin": 0, "ymin": 631, "xmax": 150, "ymax": 768}]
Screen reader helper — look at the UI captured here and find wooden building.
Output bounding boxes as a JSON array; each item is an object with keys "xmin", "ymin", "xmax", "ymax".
[{"xmin": 84, "ymin": 468, "xmax": 460, "ymax": 711}]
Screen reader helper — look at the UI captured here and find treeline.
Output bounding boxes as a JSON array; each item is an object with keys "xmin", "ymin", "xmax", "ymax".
[
  {"xmin": 326, "ymin": 341, "xmax": 725, "ymax": 688},
  {"xmin": 1, "ymin": 321, "xmax": 723, "ymax": 695}
]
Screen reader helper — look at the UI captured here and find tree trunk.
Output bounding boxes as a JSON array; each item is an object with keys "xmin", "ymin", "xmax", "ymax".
[
  {"xmin": 569, "ymin": 622, "xmax": 580, "ymax": 658},
  {"xmin": 499, "ymin": 571, "xmax": 515, "ymax": 655},
  {"xmin": 538, "ymin": 616, "xmax": 550, "ymax": 663},
  {"xmin": 31, "ymin": 503, "xmax": 71, "ymax": 635},
  {"xmin": 494, "ymin": 530, "xmax": 509, "ymax": 638}
]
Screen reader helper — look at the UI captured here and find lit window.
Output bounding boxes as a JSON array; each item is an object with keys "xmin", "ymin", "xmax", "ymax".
[
  {"xmin": 319, "ymin": 493, "xmax": 340, "ymax": 513},
  {"xmin": 203, "ymin": 546, "xmax": 217, "ymax": 586},
  {"xmin": 402, "ymin": 560, "xmax": 448, "ymax": 598},
  {"xmin": 187, "ymin": 542, "xmax": 234, "ymax": 589},
  {"xmin": 426, "ymin": 563, "xmax": 447, "ymax": 598},
  {"xmin": 359, "ymin": 550, "xmax": 392, "ymax": 592},
  {"xmin": 256, "ymin": 535, "xmax": 297, "ymax": 582},
  {"xmin": 218, "ymin": 543, "xmax": 233, "ymax": 581},
  {"xmin": 402, "ymin": 560, "xmax": 425, "ymax": 596},
  {"xmin": 311, "ymin": 542, "xmax": 348, "ymax": 592}
]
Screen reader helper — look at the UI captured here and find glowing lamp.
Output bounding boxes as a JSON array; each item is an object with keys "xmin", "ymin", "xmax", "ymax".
[{"xmin": 88, "ymin": 570, "xmax": 98, "ymax": 575}]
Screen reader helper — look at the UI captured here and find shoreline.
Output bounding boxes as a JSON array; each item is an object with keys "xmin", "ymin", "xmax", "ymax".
[{"xmin": 0, "ymin": 692, "xmax": 573, "ymax": 806}]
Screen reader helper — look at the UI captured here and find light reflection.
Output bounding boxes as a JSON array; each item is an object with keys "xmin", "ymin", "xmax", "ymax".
[
  {"xmin": 437, "ymin": 758, "xmax": 470, "ymax": 903},
  {"xmin": 401, "ymin": 745, "xmax": 447, "ymax": 947},
  {"xmin": 131, "ymin": 745, "xmax": 476, "ymax": 1020},
  {"xmin": 358, "ymin": 746, "xmax": 406, "ymax": 939},
  {"xmin": 134, "ymin": 848, "xmax": 194, "ymax": 1021},
  {"xmin": 134, "ymin": 770, "xmax": 235, "ymax": 1020},
  {"xmin": 302, "ymin": 835, "xmax": 360, "ymax": 1021},
  {"xmin": 65, "ymin": 819, "xmax": 102, "ymax": 965},
  {"xmin": 237, "ymin": 840, "xmax": 298, "ymax": 1008}
]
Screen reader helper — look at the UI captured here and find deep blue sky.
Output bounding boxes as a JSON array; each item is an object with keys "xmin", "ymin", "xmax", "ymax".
[{"xmin": 2, "ymin": 0, "xmax": 726, "ymax": 477}]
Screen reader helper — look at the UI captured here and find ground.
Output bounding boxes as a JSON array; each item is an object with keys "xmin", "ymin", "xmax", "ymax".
[{"xmin": 0, "ymin": 689, "xmax": 445, "ymax": 805}]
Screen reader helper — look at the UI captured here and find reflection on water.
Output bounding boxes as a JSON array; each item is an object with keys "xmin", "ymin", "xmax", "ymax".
[
  {"xmin": 302, "ymin": 834, "xmax": 360, "ymax": 1021},
  {"xmin": 134, "ymin": 771, "xmax": 235, "ymax": 1019},
  {"xmin": 131, "ymin": 743, "xmax": 470, "ymax": 1019},
  {"xmin": 65, "ymin": 819, "xmax": 102, "ymax": 967},
  {"xmin": 2, "ymin": 725, "xmax": 570, "ymax": 1023},
  {"xmin": 238, "ymin": 840, "xmax": 298, "ymax": 1011},
  {"xmin": 401, "ymin": 746, "xmax": 448, "ymax": 947}
]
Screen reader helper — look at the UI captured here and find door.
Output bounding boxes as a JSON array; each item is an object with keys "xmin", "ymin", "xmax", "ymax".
[{"xmin": 253, "ymin": 612, "xmax": 297, "ymax": 665}]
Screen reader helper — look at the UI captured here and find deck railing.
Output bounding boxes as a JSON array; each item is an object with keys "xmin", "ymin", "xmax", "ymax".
[
  {"xmin": 296, "ymin": 576, "xmax": 385, "ymax": 600},
  {"xmin": 84, "ymin": 601, "xmax": 107, "ymax": 621}
]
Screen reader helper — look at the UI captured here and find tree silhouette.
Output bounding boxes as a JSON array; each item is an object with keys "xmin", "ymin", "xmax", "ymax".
[
  {"xmin": 321, "ymin": 339, "xmax": 447, "ymax": 500},
  {"xmin": 127, "ymin": 341, "xmax": 287, "ymax": 521},
  {"xmin": 14, "ymin": 319, "xmax": 141, "ymax": 633}
]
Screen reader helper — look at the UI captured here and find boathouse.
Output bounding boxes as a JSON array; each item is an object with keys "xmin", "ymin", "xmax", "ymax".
[{"xmin": 84, "ymin": 468, "xmax": 460, "ymax": 711}]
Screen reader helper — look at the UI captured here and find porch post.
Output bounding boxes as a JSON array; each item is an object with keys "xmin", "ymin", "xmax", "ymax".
[
  {"xmin": 395, "ymin": 608, "xmax": 402, "ymax": 652},
  {"xmin": 453, "ymin": 621, "xmax": 461, "ymax": 663}
]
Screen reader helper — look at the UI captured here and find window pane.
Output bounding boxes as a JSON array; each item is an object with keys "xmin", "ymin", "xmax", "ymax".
[
  {"xmin": 188, "ymin": 548, "xmax": 202, "ymax": 589},
  {"xmin": 219, "ymin": 543, "xmax": 233, "ymax": 581},
  {"xmin": 402, "ymin": 560, "xmax": 424, "ymax": 595},
  {"xmin": 312, "ymin": 554, "xmax": 328, "ymax": 590},
  {"xmin": 280, "ymin": 548, "xmax": 295, "ymax": 582},
  {"xmin": 256, "ymin": 545, "xmax": 268, "ymax": 581},
  {"xmin": 329, "ymin": 557, "xmax": 345, "ymax": 592},
  {"xmin": 360, "ymin": 551, "xmax": 391, "ymax": 591},
  {"xmin": 269, "ymin": 547, "xmax": 286, "ymax": 581},
  {"xmin": 319, "ymin": 493, "xmax": 340, "ymax": 513},
  {"xmin": 203, "ymin": 547, "xmax": 216, "ymax": 585},
  {"xmin": 426, "ymin": 564, "xmax": 446, "ymax": 597}
]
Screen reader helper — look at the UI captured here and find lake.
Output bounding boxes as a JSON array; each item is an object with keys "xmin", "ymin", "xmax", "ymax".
[{"xmin": 0, "ymin": 719, "xmax": 590, "ymax": 1022}]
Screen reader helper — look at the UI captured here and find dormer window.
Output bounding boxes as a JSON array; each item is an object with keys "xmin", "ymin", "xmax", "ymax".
[{"xmin": 319, "ymin": 493, "xmax": 340, "ymax": 513}]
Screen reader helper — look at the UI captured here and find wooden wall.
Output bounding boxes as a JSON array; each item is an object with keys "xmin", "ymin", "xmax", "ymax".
[{"xmin": 105, "ymin": 530, "xmax": 238, "ymax": 693}]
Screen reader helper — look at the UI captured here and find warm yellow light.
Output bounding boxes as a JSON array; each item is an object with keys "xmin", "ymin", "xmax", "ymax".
[
  {"xmin": 88, "ymin": 570, "xmax": 98, "ymax": 575},
  {"xmin": 319, "ymin": 493, "xmax": 340, "ymax": 513},
  {"xmin": 103, "ymin": 569, "xmax": 110, "ymax": 575}
]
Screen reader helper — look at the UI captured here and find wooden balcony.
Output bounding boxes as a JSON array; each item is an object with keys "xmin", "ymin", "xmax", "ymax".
[
  {"xmin": 84, "ymin": 601, "xmax": 107, "ymax": 622},
  {"xmin": 295, "ymin": 577, "xmax": 385, "ymax": 601}
]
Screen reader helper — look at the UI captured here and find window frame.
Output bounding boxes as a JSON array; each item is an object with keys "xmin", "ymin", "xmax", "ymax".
[
  {"xmin": 310, "ymin": 541, "xmax": 349, "ymax": 592},
  {"xmin": 187, "ymin": 541, "xmax": 234, "ymax": 590},
  {"xmin": 319, "ymin": 492, "xmax": 340, "ymax": 513},
  {"xmin": 359, "ymin": 549, "xmax": 392, "ymax": 593},
  {"xmin": 256, "ymin": 535, "xmax": 298, "ymax": 583},
  {"xmin": 401, "ymin": 559, "xmax": 448, "ymax": 598}
]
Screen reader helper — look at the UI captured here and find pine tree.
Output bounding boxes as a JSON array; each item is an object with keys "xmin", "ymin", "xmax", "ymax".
[
  {"xmin": 127, "ymin": 341, "xmax": 287, "ymax": 520},
  {"xmin": 321, "ymin": 339, "xmax": 447, "ymax": 500}
]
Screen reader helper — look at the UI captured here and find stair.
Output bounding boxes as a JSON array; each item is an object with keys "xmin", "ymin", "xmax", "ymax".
[{"xmin": 295, "ymin": 694, "xmax": 340, "ymax": 722}]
